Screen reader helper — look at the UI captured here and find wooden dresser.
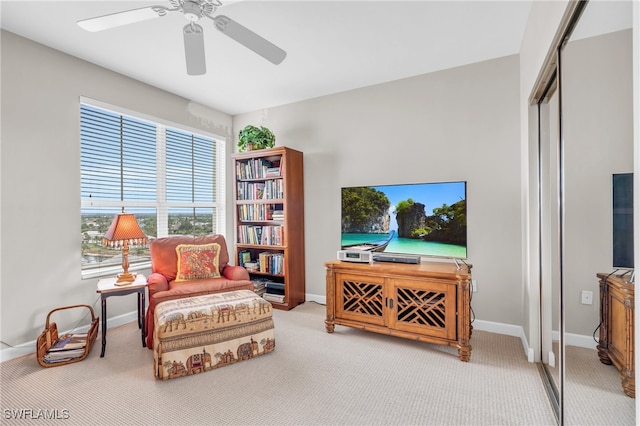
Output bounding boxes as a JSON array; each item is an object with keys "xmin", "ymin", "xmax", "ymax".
[
  {"xmin": 325, "ymin": 260, "xmax": 472, "ymax": 361},
  {"xmin": 596, "ymin": 272, "xmax": 635, "ymax": 398}
]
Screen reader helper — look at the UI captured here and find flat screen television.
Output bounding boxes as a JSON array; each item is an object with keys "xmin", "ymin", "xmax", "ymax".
[
  {"xmin": 612, "ymin": 173, "xmax": 634, "ymax": 269},
  {"xmin": 341, "ymin": 181, "xmax": 467, "ymax": 259}
]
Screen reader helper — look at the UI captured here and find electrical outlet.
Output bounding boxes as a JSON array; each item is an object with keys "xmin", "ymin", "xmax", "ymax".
[
  {"xmin": 472, "ymin": 280, "xmax": 477, "ymax": 293},
  {"xmin": 581, "ymin": 290, "xmax": 593, "ymax": 305}
]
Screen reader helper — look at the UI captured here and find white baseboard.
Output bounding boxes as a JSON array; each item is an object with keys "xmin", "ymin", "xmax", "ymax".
[
  {"xmin": 302, "ymin": 293, "xmax": 597, "ymax": 361},
  {"xmin": 563, "ymin": 332, "xmax": 598, "ymax": 350},
  {"xmin": 305, "ymin": 293, "xmax": 326, "ymax": 305},
  {"xmin": 472, "ymin": 318, "xmax": 534, "ymax": 359},
  {"xmin": 0, "ymin": 311, "xmax": 139, "ymax": 363},
  {"xmin": 1, "ymin": 293, "xmax": 597, "ymax": 364}
]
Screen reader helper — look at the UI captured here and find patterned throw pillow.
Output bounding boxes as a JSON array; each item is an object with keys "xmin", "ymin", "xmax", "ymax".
[{"xmin": 175, "ymin": 243, "xmax": 221, "ymax": 282}]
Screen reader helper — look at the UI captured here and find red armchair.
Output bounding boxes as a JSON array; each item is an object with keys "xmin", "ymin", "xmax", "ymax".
[{"xmin": 144, "ymin": 234, "xmax": 253, "ymax": 348}]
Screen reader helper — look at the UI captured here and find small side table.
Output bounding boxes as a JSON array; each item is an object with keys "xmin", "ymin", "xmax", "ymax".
[{"xmin": 96, "ymin": 274, "xmax": 147, "ymax": 357}]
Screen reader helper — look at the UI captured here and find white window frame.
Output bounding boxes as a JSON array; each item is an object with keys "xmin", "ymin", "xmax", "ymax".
[{"xmin": 80, "ymin": 97, "xmax": 226, "ymax": 279}]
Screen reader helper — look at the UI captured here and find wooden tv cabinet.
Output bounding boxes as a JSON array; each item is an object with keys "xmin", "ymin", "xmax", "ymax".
[
  {"xmin": 596, "ymin": 272, "xmax": 635, "ymax": 398},
  {"xmin": 325, "ymin": 260, "xmax": 473, "ymax": 361}
]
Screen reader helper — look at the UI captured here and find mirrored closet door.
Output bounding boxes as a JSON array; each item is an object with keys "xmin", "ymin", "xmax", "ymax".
[
  {"xmin": 561, "ymin": 1, "xmax": 634, "ymax": 424},
  {"xmin": 538, "ymin": 84, "xmax": 561, "ymax": 416},
  {"xmin": 535, "ymin": 1, "xmax": 635, "ymax": 424}
]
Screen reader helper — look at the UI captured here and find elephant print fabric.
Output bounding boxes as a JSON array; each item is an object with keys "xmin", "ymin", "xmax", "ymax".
[{"xmin": 153, "ymin": 290, "xmax": 275, "ymax": 380}]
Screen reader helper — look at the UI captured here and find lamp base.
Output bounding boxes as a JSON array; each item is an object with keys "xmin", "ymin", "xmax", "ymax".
[{"xmin": 114, "ymin": 272, "xmax": 137, "ymax": 286}]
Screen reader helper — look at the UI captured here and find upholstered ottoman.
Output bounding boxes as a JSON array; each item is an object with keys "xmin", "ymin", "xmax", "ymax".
[{"xmin": 153, "ymin": 289, "xmax": 275, "ymax": 380}]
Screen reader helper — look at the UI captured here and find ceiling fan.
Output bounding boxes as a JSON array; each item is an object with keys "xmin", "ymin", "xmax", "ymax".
[{"xmin": 77, "ymin": 0, "xmax": 287, "ymax": 75}]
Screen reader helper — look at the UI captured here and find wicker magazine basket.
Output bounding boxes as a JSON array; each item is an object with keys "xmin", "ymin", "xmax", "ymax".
[{"xmin": 36, "ymin": 304, "xmax": 99, "ymax": 368}]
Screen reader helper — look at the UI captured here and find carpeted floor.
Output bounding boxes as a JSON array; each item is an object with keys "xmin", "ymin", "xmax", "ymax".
[
  {"xmin": 0, "ymin": 301, "xmax": 625, "ymax": 425},
  {"xmin": 564, "ymin": 344, "xmax": 635, "ymax": 425}
]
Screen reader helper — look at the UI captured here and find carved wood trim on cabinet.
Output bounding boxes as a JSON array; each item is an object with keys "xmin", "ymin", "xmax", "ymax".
[{"xmin": 325, "ymin": 260, "xmax": 472, "ymax": 361}]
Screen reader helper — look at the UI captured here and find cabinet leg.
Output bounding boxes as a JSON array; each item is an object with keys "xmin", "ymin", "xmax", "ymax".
[
  {"xmin": 597, "ymin": 344, "xmax": 612, "ymax": 365},
  {"xmin": 621, "ymin": 370, "xmax": 635, "ymax": 398},
  {"xmin": 458, "ymin": 342, "xmax": 471, "ymax": 362},
  {"xmin": 325, "ymin": 318, "xmax": 335, "ymax": 333}
]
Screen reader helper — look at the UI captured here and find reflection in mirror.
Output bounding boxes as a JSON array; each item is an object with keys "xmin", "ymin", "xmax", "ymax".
[
  {"xmin": 560, "ymin": 1, "xmax": 634, "ymax": 424},
  {"xmin": 539, "ymin": 86, "xmax": 561, "ymax": 411}
]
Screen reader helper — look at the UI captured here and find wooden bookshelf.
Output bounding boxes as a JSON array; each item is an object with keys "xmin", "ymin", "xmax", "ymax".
[{"xmin": 232, "ymin": 146, "xmax": 305, "ymax": 310}]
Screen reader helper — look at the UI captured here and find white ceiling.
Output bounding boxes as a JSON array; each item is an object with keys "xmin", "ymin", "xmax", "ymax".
[{"xmin": 3, "ymin": 1, "xmax": 534, "ymax": 115}]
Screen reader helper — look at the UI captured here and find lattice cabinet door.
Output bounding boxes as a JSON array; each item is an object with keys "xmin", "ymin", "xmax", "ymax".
[
  {"xmin": 335, "ymin": 273, "xmax": 385, "ymax": 326},
  {"xmin": 387, "ymin": 278, "xmax": 457, "ymax": 340}
]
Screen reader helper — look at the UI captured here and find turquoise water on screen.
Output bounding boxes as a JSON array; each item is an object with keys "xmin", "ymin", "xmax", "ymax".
[{"xmin": 341, "ymin": 233, "xmax": 466, "ymax": 258}]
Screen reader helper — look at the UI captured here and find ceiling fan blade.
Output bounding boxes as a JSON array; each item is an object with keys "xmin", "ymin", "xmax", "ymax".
[
  {"xmin": 213, "ymin": 15, "xmax": 286, "ymax": 65},
  {"xmin": 77, "ymin": 6, "xmax": 164, "ymax": 32},
  {"xmin": 184, "ymin": 24, "xmax": 206, "ymax": 76}
]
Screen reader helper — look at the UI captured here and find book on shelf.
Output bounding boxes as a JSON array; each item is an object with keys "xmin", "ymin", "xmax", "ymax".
[
  {"xmin": 265, "ymin": 167, "xmax": 281, "ymax": 177},
  {"xmin": 265, "ymin": 281, "xmax": 285, "ymax": 291},
  {"xmin": 263, "ymin": 293, "xmax": 285, "ymax": 303},
  {"xmin": 251, "ymin": 278, "xmax": 267, "ymax": 296},
  {"xmin": 239, "ymin": 250, "xmax": 251, "ymax": 266},
  {"xmin": 244, "ymin": 262, "xmax": 259, "ymax": 272},
  {"xmin": 265, "ymin": 287, "xmax": 285, "ymax": 296}
]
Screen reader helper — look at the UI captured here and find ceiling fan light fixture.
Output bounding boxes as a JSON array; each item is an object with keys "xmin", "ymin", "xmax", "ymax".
[{"xmin": 182, "ymin": 1, "xmax": 203, "ymax": 22}]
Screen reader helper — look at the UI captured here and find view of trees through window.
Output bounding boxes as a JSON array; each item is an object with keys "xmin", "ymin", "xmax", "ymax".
[{"xmin": 81, "ymin": 210, "xmax": 215, "ymax": 272}]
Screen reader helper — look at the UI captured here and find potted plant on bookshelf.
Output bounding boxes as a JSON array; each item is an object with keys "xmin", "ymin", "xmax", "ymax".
[{"xmin": 238, "ymin": 125, "xmax": 276, "ymax": 152}]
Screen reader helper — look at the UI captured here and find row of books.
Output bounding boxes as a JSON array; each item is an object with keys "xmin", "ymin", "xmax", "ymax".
[
  {"xmin": 239, "ymin": 251, "xmax": 285, "ymax": 275},
  {"xmin": 238, "ymin": 204, "xmax": 284, "ymax": 222},
  {"xmin": 237, "ymin": 225, "xmax": 284, "ymax": 246},
  {"xmin": 237, "ymin": 180, "xmax": 284, "ymax": 201},
  {"xmin": 236, "ymin": 158, "xmax": 281, "ymax": 180},
  {"xmin": 42, "ymin": 333, "xmax": 88, "ymax": 364},
  {"xmin": 258, "ymin": 252, "xmax": 285, "ymax": 275}
]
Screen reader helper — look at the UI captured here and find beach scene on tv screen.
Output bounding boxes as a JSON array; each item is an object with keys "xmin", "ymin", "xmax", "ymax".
[{"xmin": 341, "ymin": 182, "xmax": 467, "ymax": 259}]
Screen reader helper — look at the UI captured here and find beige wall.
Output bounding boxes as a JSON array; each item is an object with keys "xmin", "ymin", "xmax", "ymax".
[
  {"xmin": 562, "ymin": 29, "xmax": 634, "ymax": 338},
  {"xmin": 233, "ymin": 55, "xmax": 524, "ymax": 327},
  {"xmin": 0, "ymin": 31, "xmax": 232, "ymax": 347}
]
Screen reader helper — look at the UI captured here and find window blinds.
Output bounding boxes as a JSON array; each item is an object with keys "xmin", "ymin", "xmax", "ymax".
[{"xmin": 80, "ymin": 104, "xmax": 157, "ymax": 203}]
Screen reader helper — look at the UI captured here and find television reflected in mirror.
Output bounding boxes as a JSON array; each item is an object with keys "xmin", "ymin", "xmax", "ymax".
[
  {"xmin": 612, "ymin": 173, "xmax": 634, "ymax": 269},
  {"xmin": 341, "ymin": 181, "xmax": 467, "ymax": 259}
]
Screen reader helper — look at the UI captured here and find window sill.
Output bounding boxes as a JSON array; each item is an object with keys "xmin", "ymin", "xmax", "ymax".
[{"xmin": 81, "ymin": 262, "xmax": 151, "ymax": 280}]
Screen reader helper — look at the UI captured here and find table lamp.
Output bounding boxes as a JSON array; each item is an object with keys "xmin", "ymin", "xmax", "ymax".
[{"xmin": 102, "ymin": 210, "xmax": 147, "ymax": 285}]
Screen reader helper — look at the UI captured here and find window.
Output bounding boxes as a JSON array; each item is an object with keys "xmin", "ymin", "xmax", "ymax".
[{"xmin": 80, "ymin": 101, "xmax": 225, "ymax": 278}]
